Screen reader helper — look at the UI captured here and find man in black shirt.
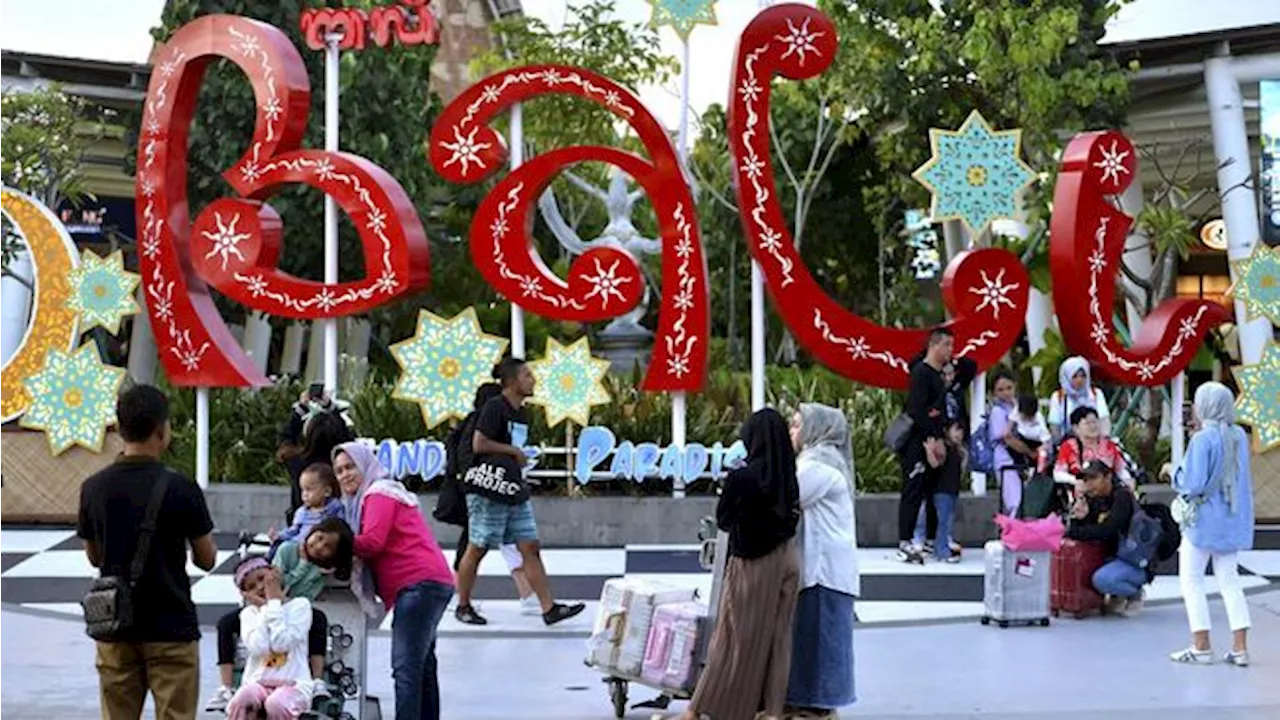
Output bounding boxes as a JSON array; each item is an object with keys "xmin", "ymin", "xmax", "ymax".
[
  {"xmin": 895, "ymin": 329, "xmax": 953, "ymax": 563},
  {"xmin": 1066, "ymin": 459, "xmax": 1147, "ymax": 617},
  {"xmin": 78, "ymin": 385, "xmax": 217, "ymax": 719},
  {"xmin": 452, "ymin": 357, "xmax": 586, "ymax": 627}
]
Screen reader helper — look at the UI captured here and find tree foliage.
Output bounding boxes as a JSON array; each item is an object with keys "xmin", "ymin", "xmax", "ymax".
[{"xmin": 2, "ymin": 84, "xmax": 112, "ymax": 285}]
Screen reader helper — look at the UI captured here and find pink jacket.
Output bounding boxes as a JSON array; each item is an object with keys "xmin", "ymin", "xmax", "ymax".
[{"xmin": 354, "ymin": 494, "xmax": 454, "ymax": 609}]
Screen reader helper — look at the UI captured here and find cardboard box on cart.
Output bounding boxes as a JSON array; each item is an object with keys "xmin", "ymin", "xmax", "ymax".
[{"xmin": 585, "ymin": 578, "xmax": 698, "ymax": 676}]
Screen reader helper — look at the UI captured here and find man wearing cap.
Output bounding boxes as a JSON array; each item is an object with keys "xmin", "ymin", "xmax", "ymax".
[{"xmin": 1066, "ymin": 459, "xmax": 1147, "ymax": 616}]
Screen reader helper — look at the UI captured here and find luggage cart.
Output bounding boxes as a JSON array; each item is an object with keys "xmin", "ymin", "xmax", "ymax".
[{"xmin": 591, "ymin": 516, "xmax": 728, "ymax": 719}]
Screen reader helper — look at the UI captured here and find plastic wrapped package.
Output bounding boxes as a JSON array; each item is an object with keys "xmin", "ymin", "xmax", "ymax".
[
  {"xmin": 585, "ymin": 578, "xmax": 698, "ymax": 675},
  {"xmin": 640, "ymin": 600, "xmax": 708, "ymax": 691}
]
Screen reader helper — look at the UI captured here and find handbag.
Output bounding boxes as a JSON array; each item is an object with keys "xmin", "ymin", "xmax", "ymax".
[
  {"xmin": 883, "ymin": 413, "xmax": 914, "ymax": 455},
  {"xmin": 81, "ymin": 473, "xmax": 170, "ymax": 641},
  {"xmin": 1170, "ymin": 494, "xmax": 1200, "ymax": 529}
]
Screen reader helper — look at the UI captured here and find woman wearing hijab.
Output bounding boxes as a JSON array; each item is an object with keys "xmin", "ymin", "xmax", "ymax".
[
  {"xmin": 1170, "ymin": 382, "xmax": 1254, "ymax": 667},
  {"xmin": 784, "ymin": 404, "xmax": 859, "ymax": 718},
  {"xmin": 1046, "ymin": 356, "xmax": 1110, "ymax": 440},
  {"xmin": 332, "ymin": 442, "xmax": 455, "ymax": 719},
  {"xmin": 675, "ymin": 408, "xmax": 801, "ymax": 720}
]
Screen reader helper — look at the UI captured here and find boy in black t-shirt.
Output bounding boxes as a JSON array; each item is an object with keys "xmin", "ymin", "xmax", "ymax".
[
  {"xmin": 78, "ymin": 385, "xmax": 218, "ymax": 719},
  {"xmin": 453, "ymin": 357, "xmax": 586, "ymax": 627}
]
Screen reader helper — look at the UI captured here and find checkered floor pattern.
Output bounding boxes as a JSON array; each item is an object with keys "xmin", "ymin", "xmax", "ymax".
[{"xmin": 4, "ymin": 527, "xmax": 1277, "ymax": 632}]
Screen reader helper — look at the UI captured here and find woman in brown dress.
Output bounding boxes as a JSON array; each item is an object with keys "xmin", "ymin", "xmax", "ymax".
[{"xmin": 676, "ymin": 408, "xmax": 802, "ymax": 720}]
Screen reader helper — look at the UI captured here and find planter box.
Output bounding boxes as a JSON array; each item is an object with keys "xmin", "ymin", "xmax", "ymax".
[{"xmin": 203, "ymin": 483, "xmax": 1003, "ymax": 548}]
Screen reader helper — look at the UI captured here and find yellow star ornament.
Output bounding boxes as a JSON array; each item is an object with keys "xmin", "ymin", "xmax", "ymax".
[
  {"xmin": 389, "ymin": 307, "xmax": 509, "ymax": 429},
  {"xmin": 528, "ymin": 336, "xmax": 611, "ymax": 428}
]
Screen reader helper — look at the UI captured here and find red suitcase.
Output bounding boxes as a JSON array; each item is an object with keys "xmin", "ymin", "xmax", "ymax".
[{"xmin": 1051, "ymin": 539, "xmax": 1107, "ymax": 618}]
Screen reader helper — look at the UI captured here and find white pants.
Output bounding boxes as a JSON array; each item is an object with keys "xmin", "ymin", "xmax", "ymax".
[
  {"xmin": 1178, "ymin": 537, "xmax": 1251, "ymax": 634},
  {"xmin": 501, "ymin": 543, "xmax": 524, "ymax": 572}
]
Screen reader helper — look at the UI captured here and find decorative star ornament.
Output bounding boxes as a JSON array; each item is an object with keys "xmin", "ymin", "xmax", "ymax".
[
  {"xmin": 644, "ymin": 0, "xmax": 717, "ymax": 41},
  {"xmin": 19, "ymin": 342, "xmax": 125, "ymax": 455},
  {"xmin": 67, "ymin": 249, "xmax": 140, "ymax": 334},
  {"xmin": 1228, "ymin": 243, "xmax": 1280, "ymax": 327},
  {"xmin": 528, "ymin": 336, "xmax": 612, "ymax": 428},
  {"xmin": 389, "ymin": 307, "xmax": 508, "ymax": 429},
  {"xmin": 1235, "ymin": 341, "xmax": 1280, "ymax": 452},
  {"xmin": 911, "ymin": 110, "xmax": 1037, "ymax": 235}
]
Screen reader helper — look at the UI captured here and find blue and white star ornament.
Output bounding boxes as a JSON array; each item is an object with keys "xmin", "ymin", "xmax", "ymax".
[
  {"xmin": 1235, "ymin": 341, "xmax": 1280, "ymax": 452},
  {"xmin": 19, "ymin": 342, "xmax": 126, "ymax": 455},
  {"xmin": 66, "ymin": 249, "xmax": 140, "ymax": 334},
  {"xmin": 1228, "ymin": 243, "xmax": 1280, "ymax": 327},
  {"xmin": 644, "ymin": 0, "xmax": 717, "ymax": 41},
  {"xmin": 389, "ymin": 307, "xmax": 509, "ymax": 429},
  {"xmin": 528, "ymin": 336, "xmax": 611, "ymax": 428},
  {"xmin": 911, "ymin": 110, "xmax": 1037, "ymax": 235}
]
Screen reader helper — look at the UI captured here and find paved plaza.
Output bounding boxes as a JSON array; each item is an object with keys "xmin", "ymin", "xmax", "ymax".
[{"xmin": 3, "ymin": 588, "xmax": 1279, "ymax": 719}]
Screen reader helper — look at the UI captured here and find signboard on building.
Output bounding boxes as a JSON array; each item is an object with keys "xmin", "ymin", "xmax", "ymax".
[{"xmin": 1262, "ymin": 80, "xmax": 1280, "ymax": 246}]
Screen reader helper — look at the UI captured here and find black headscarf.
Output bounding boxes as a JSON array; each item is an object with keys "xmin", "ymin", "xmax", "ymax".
[{"xmin": 718, "ymin": 408, "xmax": 800, "ymax": 559}]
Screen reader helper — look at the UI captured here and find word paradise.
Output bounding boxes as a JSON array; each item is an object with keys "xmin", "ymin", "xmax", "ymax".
[
  {"xmin": 136, "ymin": 4, "xmax": 1228, "ymax": 395},
  {"xmin": 369, "ymin": 431, "xmax": 744, "ymax": 487}
]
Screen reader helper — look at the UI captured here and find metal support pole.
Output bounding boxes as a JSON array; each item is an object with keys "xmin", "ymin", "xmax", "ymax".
[
  {"xmin": 196, "ymin": 387, "xmax": 210, "ymax": 489},
  {"xmin": 322, "ymin": 34, "xmax": 341, "ymax": 394},
  {"xmin": 510, "ymin": 103, "xmax": 525, "ymax": 357},
  {"xmin": 1170, "ymin": 372, "xmax": 1186, "ymax": 468}
]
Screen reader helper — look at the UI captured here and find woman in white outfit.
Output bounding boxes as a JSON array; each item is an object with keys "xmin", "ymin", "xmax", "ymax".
[
  {"xmin": 784, "ymin": 403, "xmax": 860, "ymax": 718},
  {"xmin": 1170, "ymin": 382, "xmax": 1254, "ymax": 666}
]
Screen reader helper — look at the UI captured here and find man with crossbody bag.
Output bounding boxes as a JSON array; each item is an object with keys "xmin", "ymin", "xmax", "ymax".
[{"xmin": 77, "ymin": 386, "xmax": 217, "ymax": 719}]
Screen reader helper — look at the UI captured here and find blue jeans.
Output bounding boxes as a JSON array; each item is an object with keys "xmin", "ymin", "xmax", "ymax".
[
  {"xmin": 391, "ymin": 580, "xmax": 454, "ymax": 720},
  {"xmin": 1092, "ymin": 558, "xmax": 1146, "ymax": 599},
  {"xmin": 912, "ymin": 493, "xmax": 957, "ymax": 557}
]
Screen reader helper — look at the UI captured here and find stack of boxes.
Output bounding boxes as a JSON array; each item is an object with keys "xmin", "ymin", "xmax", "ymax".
[{"xmin": 585, "ymin": 578, "xmax": 699, "ymax": 678}]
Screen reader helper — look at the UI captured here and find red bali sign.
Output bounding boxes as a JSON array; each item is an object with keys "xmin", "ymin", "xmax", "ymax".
[
  {"xmin": 136, "ymin": 15, "xmax": 429, "ymax": 387},
  {"xmin": 300, "ymin": 0, "xmax": 439, "ymax": 52},
  {"xmin": 137, "ymin": 5, "xmax": 1228, "ymax": 393},
  {"xmin": 1049, "ymin": 130, "xmax": 1231, "ymax": 385}
]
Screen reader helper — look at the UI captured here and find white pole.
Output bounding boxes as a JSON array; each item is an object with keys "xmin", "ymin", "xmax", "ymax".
[
  {"xmin": 750, "ymin": 261, "xmax": 766, "ymax": 411},
  {"xmin": 510, "ymin": 103, "xmax": 526, "ymax": 357},
  {"xmin": 196, "ymin": 387, "xmax": 210, "ymax": 489},
  {"xmin": 671, "ymin": 38, "xmax": 693, "ymax": 497},
  {"xmin": 1205, "ymin": 44, "xmax": 1269, "ymax": 366},
  {"xmin": 322, "ymin": 34, "xmax": 341, "ymax": 394},
  {"xmin": 1170, "ymin": 372, "xmax": 1186, "ymax": 469}
]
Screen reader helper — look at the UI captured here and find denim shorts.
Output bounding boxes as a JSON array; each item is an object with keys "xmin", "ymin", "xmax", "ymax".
[{"xmin": 466, "ymin": 495, "xmax": 538, "ymax": 549}]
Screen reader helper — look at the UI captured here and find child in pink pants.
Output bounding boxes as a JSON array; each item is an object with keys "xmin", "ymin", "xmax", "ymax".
[{"xmin": 227, "ymin": 557, "xmax": 315, "ymax": 719}]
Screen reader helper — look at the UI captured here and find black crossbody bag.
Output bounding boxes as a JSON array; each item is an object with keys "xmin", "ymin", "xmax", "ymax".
[{"xmin": 81, "ymin": 473, "xmax": 170, "ymax": 641}]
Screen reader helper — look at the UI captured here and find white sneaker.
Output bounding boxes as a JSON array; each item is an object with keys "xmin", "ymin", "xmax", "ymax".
[
  {"xmin": 1169, "ymin": 647, "xmax": 1214, "ymax": 664},
  {"xmin": 205, "ymin": 685, "xmax": 235, "ymax": 711},
  {"xmin": 1224, "ymin": 650, "xmax": 1250, "ymax": 667},
  {"xmin": 520, "ymin": 595, "xmax": 542, "ymax": 616}
]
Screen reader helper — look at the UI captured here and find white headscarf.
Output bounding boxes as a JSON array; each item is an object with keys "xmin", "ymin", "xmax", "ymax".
[
  {"xmin": 797, "ymin": 403, "xmax": 854, "ymax": 492},
  {"xmin": 1192, "ymin": 382, "xmax": 1241, "ymax": 512},
  {"xmin": 1058, "ymin": 356, "xmax": 1095, "ymax": 408}
]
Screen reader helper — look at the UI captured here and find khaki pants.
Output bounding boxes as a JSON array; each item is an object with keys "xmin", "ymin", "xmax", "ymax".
[{"xmin": 95, "ymin": 641, "xmax": 199, "ymax": 720}]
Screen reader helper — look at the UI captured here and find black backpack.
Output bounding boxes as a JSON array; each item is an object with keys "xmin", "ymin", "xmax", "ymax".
[
  {"xmin": 1141, "ymin": 501, "xmax": 1181, "ymax": 564},
  {"xmin": 433, "ymin": 412, "xmax": 479, "ymax": 526}
]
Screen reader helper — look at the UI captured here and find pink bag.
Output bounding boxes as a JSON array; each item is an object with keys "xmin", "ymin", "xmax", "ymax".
[{"xmin": 995, "ymin": 514, "xmax": 1065, "ymax": 553}]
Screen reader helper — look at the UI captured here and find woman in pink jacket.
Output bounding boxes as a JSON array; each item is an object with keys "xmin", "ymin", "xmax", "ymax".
[{"xmin": 332, "ymin": 442, "xmax": 454, "ymax": 720}]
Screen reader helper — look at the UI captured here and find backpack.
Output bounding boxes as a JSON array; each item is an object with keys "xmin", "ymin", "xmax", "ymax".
[
  {"xmin": 968, "ymin": 411, "xmax": 995, "ymax": 474},
  {"xmin": 1117, "ymin": 496, "xmax": 1166, "ymax": 569},
  {"xmin": 434, "ymin": 412, "xmax": 480, "ymax": 526},
  {"xmin": 1141, "ymin": 501, "xmax": 1181, "ymax": 564}
]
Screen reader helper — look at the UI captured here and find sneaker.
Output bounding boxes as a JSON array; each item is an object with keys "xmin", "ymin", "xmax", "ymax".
[
  {"xmin": 313, "ymin": 683, "xmax": 330, "ymax": 699},
  {"xmin": 520, "ymin": 595, "xmax": 542, "ymax": 616},
  {"xmin": 1223, "ymin": 650, "xmax": 1250, "ymax": 667},
  {"xmin": 454, "ymin": 604, "xmax": 488, "ymax": 625},
  {"xmin": 943, "ymin": 554, "xmax": 962, "ymax": 564},
  {"xmin": 922, "ymin": 540, "xmax": 936, "ymax": 557},
  {"xmin": 205, "ymin": 685, "xmax": 234, "ymax": 712},
  {"xmin": 1121, "ymin": 590, "xmax": 1145, "ymax": 617},
  {"xmin": 949, "ymin": 540, "xmax": 963, "ymax": 556},
  {"xmin": 1169, "ymin": 647, "xmax": 1214, "ymax": 664},
  {"xmin": 895, "ymin": 543, "xmax": 925, "ymax": 565},
  {"xmin": 543, "ymin": 602, "xmax": 587, "ymax": 626}
]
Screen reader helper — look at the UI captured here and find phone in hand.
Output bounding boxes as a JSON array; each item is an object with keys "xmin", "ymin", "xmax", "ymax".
[{"xmin": 308, "ymin": 382, "xmax": 325, "ymax": 400}]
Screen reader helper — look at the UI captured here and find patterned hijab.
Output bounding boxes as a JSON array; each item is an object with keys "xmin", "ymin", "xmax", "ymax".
[
  {"xmin": 797, "ymin": 403, "xmax": 854, "ymax": 493},
  {"xmin": 1058, "ymin": 356, "xmax": 1095, "ymax": 408},
  {"xmin": 1192, "ymin": 382, "xmax": 1241, "ymax": 512}
]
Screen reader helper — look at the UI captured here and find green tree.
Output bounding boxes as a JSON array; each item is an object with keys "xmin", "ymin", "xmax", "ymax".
[{"xmin": 2, "ymin": 85, "xmax": 113, "ymax": 287}]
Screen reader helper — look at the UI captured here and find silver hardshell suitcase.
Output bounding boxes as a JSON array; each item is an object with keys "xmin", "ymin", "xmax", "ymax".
[{"xmin": 981, "ymin": 540, "xmax": 1051, "ymax": 628}]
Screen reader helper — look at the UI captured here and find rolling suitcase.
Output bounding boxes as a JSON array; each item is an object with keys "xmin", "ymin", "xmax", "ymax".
[
  {"xmin": 1051, "ymin": 539, "xmax": 1107, "ymax": 618},
  {"xmin": 980, "ymin": 540, "xmax": 1051, "ymax": 628}
]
